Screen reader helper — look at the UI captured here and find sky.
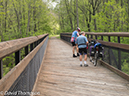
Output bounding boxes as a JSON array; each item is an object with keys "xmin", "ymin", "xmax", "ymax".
[{"xmin": 42, "ymin": 0, "xmax": 58, "ymax": 8}]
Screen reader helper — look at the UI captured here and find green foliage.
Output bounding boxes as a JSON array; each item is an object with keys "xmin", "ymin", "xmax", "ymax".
[
  {"xmin": 54, "ymin": 0, "xmax": 129, "ymax": 33},
  {"xmin": 3, "ymin": 53, "xmax": 15, "ymax": 76},
  {"xmin": 0, "ymin": 0, "xmax": 57, "ymax": 42},
  {"xmin": 122, "ymin": 60, "xmax": 129, "ymax": 75},
  {"xmin": 0, "ymin": 0, "xmax": 58, "ymax": 76}
]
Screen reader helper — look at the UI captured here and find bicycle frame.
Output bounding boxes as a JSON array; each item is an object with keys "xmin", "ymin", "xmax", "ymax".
[{"xmin": 94, "ymin": 47, "xmax": 99, "ymax": 66}]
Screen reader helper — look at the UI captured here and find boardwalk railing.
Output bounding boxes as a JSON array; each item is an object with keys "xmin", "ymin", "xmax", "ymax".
[
  {"xmin": 60, "ymin": 32, "xmax": 129, "ymax": 80},
  {"xmin": 0, "ymin": 34, "xmax": 49, "ymax": 95}
]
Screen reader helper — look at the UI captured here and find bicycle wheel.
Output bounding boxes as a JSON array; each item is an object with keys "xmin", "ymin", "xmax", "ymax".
[{"xmin": 94, "ymin": 53, "xmax": 98, "ymax": 66}]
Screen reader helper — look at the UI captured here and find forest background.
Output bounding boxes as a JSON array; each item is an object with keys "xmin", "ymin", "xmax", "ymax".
[
  {"xmin": 0, "ymin": 0, "xmax": 129, "ymax": 75},
  {"xmin": 0, "ymin": 0, "xmax": 129, "ymax": 41}
]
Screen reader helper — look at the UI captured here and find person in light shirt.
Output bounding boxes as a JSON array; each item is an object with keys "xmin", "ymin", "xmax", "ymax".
[{"xmin": 76, "ymin": 31, "xmax": 89, "ymax": 67}]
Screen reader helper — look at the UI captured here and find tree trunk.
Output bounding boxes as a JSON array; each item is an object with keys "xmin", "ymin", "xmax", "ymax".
[
  {"xmin": 33, "ymin": 0, "xmax": 37, "ymax": 32},
  {"xmin": 93, "ymin": 9, "xmax": 97, "ymax": 31},
  {"xmin": 65, "ymin": 0, "xmax": 73, "ymax": 30},
  {"xmin": 12, "ymin": 0, "xmax": 22, "ymax": 38},
  {"xmin": 88, "ymin": 11, "xmax": 92, "ymax": 32},
  {"xmin": 27, "ymin": 3, "xmax": 30, "ymax": 36},
  {"xmin": 76, "ymin": 0, "xmax": 79, "ymax": 27},
  {"xmin": 128, "ymin": 0, "xmax": 129, "ymax": 31},
  {"xmin": 83, "ymin": 15, "xmax": 85, "ymax": 28},
  {"xmin": 4, "ymin": 0, "xmax": 7, "ymax": 33}
]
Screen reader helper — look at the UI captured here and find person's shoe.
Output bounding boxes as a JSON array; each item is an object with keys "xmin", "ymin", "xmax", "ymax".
[
  {"xmin": 77, "ymin": 53, "xmax": 80, "ymax": 56},
  {"xmin": 84, "ymin": 64, "xmax": 88, "ymax": 67},
  {"xmin": 73, "ymin": 54, "xmax": 77, "ymax": 57},
  {"xmin": 80, "ymin": 64, "xmax": 82, "ymax": 67}
]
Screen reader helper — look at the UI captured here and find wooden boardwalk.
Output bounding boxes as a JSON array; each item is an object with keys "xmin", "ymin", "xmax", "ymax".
[{"xmin": 33, "ymin": 37, "xmax": 129, "ymax": 96}]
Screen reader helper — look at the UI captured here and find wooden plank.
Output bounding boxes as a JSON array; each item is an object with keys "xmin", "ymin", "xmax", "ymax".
[{"xmin": 33, "ymin": 37, "xmax": 129, "ymax": 96}]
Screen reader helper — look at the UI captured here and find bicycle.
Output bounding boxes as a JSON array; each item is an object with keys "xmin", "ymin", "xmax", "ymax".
[
  {"xmin": 93, "ymin": 43, "xmax": 104, "ymax": 66},
  {"xmin": 89, "ymin": 41, "xmax": 104, "ymax": 66}
]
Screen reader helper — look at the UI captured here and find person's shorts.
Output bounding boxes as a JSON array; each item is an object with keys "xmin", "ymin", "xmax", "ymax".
[
  {"xmin": 79, "ymin": 48, "xmax": 87, "ymax": 55},
  {"xmin": 71, "ymin": 42, "xmax": 76, "ymax": 46}
]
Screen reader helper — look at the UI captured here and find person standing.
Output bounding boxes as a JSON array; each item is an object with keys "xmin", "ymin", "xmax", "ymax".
[
  {"xmin": 71, "ymin": 27, "xmax": 81, "ymax": 57},
  {"xmin": 76, "ymin": 32, "xmax": 89, "ymax": 67}
]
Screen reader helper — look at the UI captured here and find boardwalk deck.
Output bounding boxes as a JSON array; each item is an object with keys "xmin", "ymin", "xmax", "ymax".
[{"xmin": 33, "ymin": 37, "xmax": 129, "ymax": 96}]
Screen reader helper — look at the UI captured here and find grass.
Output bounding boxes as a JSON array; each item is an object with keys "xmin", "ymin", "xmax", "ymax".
[{"xmin": 49, "ymin": 34, "xmax": 60, "ymax": 39}]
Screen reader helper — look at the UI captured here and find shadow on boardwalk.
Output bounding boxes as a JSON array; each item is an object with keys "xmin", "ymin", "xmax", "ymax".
[{"xmin": 33, "ymin": 37, "xmax": 129, "ymax": 96}]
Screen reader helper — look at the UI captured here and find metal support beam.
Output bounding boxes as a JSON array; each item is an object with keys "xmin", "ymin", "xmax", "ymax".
[
  {"xmin": 15, "ymin": 50, "xmax": 21, "ymax": 65},
  {"xmin": 108, "ymin": 36, "xmax": 110, "ymax": 42},
  {"xmin": 0, "ymin": 60, "xmax": 3, "ymax": 79},
  {"xmin": 101, "ymin": 36, "xmax": 103, "ymax": 41},
  {"xmin": 34, "ymin": 42, "xmax": 36, "ymax": 48},
  {"xmin": 108, "ymin": 36, "xmax": 111, "ymax": 65},
  {"xmin": 25, "ymin": 46, "xmax": 29, "ymax": 56},
  {"xmin": 118, "ymin": 36, "xmax": 121, "ymax": 70},
  {"xmin": 87, "ymin": 35, "xmax": 89, "ymax": 38},
  {"xmin": 95, "ymin": 35, "xmax": 97, "ymax": 40},
  {"xmin": 30, "ymin": 43, "xmax": 33, "ymax": 51},
  {"xmin": 91, "ymin": 35, "xmax": 93, "ymax": 39}
]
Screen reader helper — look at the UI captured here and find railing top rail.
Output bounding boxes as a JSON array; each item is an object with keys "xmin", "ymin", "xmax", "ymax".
[
  {"xmin": 61, "ymin": 32, "xmax": 129, "ymax": 37},
  {"xmin": 85, "ymin": 32, "xmax": 129, "ymax": 37},
  {"xmin": 0, "ymin": 34, "xmax": 48, "ymax": 59}
]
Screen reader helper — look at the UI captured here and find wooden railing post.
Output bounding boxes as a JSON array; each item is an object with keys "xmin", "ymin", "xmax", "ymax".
[
  {"xmin": 118, "ymin": 36, "xmax": 121, "ymax": 70},
  {"xmin": 0, "ymin": 60, "xmax": 3, "ymax": 79}
]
